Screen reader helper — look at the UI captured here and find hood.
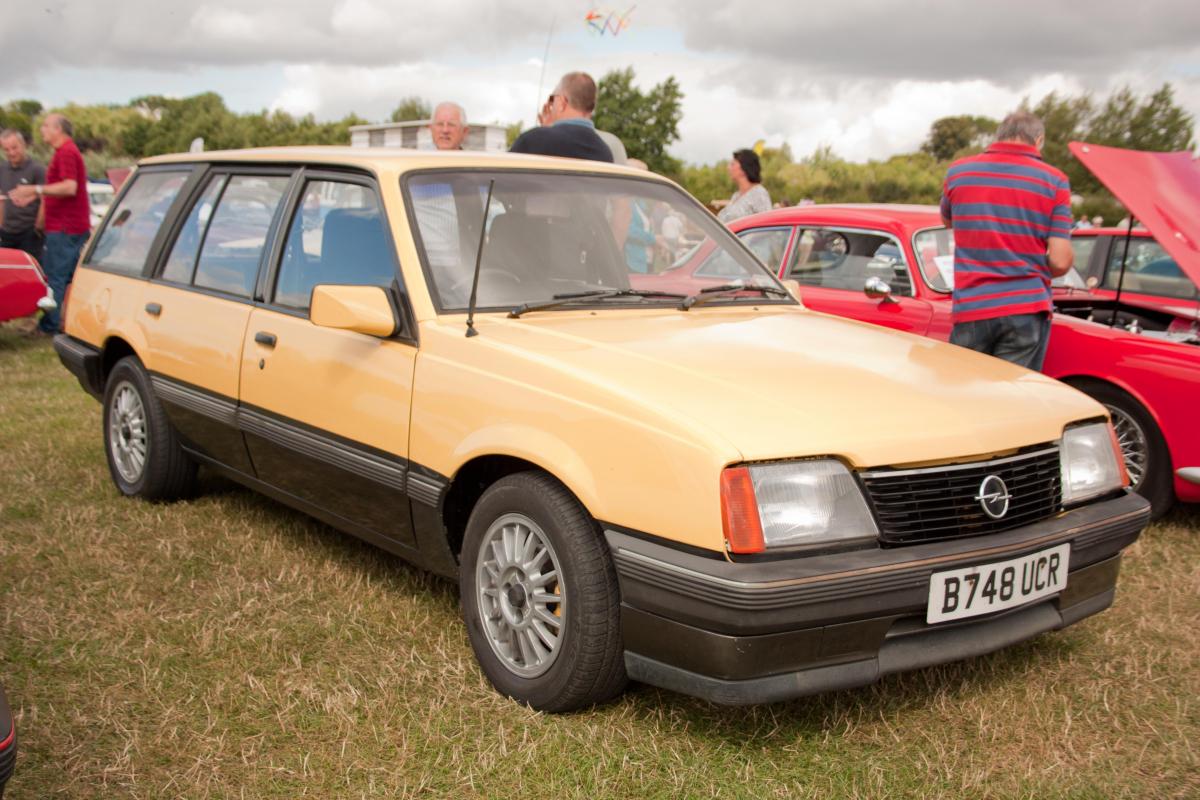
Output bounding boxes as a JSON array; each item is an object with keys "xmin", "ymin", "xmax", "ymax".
[
  {"xmin": 462, "ymin": 307, "xmax": 1102, "ymax": 467},
  {"xmin": 1069, "ymin": 141, "xmax": 1200, "ymax": 286}
]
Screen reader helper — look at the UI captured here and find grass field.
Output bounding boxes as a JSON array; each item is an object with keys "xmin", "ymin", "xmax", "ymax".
[{"xmin": 1, "ymin": 323, "xmax": 1197, "ymax": 799}]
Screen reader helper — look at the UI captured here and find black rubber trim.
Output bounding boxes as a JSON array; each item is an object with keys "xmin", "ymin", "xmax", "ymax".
[
  {"xmin": 52, "ymin": 334, "xmax": 103, "ymax": 397},
  {"xmin": 607, "ymin": 491, "xmax": 1148, "ymax": 636},
  {"xmin": 406, "ymin": 464, "xmax": 449, "ymax": 508},
  {"xmin": 238, "ymin": 406, "xmax": 407, "ymax": 493},
  {"xmin": 143, "ymin": 373, "xmax": 431, "ymax": 499},
  {"xmin": 622, "ymin": 555, "xmax": 1121, "ymax": 705},
  {"xmin": 150, "ymin": 375, "xmax": 238, "ymax": 428}
]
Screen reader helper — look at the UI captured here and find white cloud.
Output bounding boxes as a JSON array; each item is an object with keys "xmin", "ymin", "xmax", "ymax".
[{"xmin": 2, "ymin": 0, "xmax": 1197, "ymax": 165}]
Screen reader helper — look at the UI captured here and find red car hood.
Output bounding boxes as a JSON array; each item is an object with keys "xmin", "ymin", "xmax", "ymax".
[{"xmin": 1069, "ymin": 141, "xmax": 1200, "ymax": 287}]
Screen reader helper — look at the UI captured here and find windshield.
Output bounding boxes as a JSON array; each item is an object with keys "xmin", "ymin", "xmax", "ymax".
[{"xmin": 405, "ymin": 171, "xmax": 786, "ymax": 311}]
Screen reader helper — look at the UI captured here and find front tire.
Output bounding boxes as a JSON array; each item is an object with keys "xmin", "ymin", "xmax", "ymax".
[
  {"xmin": 460, "ymin": 472, "xmax": 626, "ymax": 712},
  {"xmin": 102, "ymin": 356, "xmax": 197, "ymax": 501}
]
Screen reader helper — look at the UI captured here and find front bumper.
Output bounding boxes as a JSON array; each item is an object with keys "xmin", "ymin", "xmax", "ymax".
[{"xmin": 608, "ymin": 491, "xmax": 1149, "ymax": 705}]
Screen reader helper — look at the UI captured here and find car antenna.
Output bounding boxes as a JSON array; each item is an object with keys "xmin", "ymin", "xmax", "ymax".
[
  {"xmin": 1111, "ymin": 215, "xmax": 1135, "ymax": 328},
  {"xmin": 465, "ymin": 179, "xmax": 496, "ymax": 338}
]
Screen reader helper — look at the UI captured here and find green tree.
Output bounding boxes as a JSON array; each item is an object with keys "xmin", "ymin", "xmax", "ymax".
[
  {"xmin": 505, "ymin": 121, "xmax": 523, "ymax": 148},
  {"xmin": 390, "ymin": 96, "xmax": 431, "ymax": 123},
  {"xmin": 594, "ymin": 67, "xmax": 684, "ymax": 177},
  {"xmin": 921, "ymin": 115, "xmax": 998, "ymax": 161},
  {"xmin": 0, "ymin": 100, "xmax": 41, "ymax": 143}
]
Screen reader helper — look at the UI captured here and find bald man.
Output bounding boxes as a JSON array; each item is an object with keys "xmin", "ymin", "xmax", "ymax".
[
  {"xmin": 510, "ymin": 72, "xmax": 614, "ymax": 162},
  {"xmin": 429, "ymin": 102, "xmax": 469, "ymax": 151},
  {"xmin": 9, "ymin": 113, "xmax": 90, "ymax": 334}
]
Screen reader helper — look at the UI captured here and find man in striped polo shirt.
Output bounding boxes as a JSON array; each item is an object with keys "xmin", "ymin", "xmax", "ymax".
[{"xmin": 940, "ymin": 111, "xmax": 1074, "ymax": 370}]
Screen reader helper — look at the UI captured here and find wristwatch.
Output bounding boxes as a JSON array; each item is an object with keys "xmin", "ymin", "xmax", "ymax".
[{"xmin": 35, "ymin": 185, "xmax": 43, "ymax": 196}]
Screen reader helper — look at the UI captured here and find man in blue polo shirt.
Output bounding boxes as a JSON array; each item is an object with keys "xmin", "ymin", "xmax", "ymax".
[
  {"xmin": 510, "ymin": 72, "xmax": 614, "ymax": 163},
  {"xmin": 940, "ymin": 111, "xmax": 1074, "ymax": 370}
]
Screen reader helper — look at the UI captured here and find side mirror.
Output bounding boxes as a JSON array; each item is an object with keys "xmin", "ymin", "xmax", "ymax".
[
  {"xmin": 310, "ymin": 285, "xmax": 399, "ymax": 338},
  {"xmin": 864, "ymin": 276, "xmax": 898, "ymax": 304},
  {"xmin": 781, "ymin": 278, "xmax": 804, "ymax": 302}
]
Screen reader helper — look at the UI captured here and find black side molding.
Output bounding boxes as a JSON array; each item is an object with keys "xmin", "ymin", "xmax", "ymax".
[{"xmin": 53, "ymin": 334, "xmax": 103, "ymax": 399}]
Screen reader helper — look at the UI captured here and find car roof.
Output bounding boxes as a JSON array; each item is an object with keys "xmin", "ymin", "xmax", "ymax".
[
  {"xmin": 731, "ymin": 203, "xmax": 944, "ymax": 235},
  {"xmin": 138, "ymin": 146, "xmax": 662, "ymax": 181}
]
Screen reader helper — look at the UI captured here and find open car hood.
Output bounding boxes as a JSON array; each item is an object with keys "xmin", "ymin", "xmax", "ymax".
[{"xmin": 1069, "ymin": 141, "xmax": 1200, "ymax": 287}]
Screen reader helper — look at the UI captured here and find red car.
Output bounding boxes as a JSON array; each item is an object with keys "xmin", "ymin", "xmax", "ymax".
[
  {"xmin": 706, "ymin": 144, "xmax": 1199, "ymax": 518},
  {"xmin": 0, "ymin": 246, "xmax": 54, "ymax": 323}
]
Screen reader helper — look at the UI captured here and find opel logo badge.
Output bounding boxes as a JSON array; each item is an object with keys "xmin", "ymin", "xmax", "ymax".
[{"xmin": 975, "ymin": 475, "xmax": 1011, "ymax": 519}]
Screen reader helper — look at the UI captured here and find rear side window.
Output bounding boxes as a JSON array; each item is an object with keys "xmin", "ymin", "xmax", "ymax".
[
  {"xmin": 192, "ymin": 175, "xmax": 290, "ymax": 298},
  {"xmin": 160, "ymin": 175, "xmax": 226, "ymax": 285},
  {"xmin": 86, "ymin": 171, "xmax": 189, "ymax": 275},
  {"xmin": 273, "ymin": 180, "xmax": 397, "ymax": 310}
]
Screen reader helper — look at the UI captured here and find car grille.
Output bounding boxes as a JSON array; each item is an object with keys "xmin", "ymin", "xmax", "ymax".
[{"xmin": 860, "ymin": 445, "xmax": 1062, "ymax": 544}]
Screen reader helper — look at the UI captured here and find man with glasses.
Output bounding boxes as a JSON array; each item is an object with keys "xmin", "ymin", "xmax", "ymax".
[{"xmin": 510, "ymin": 72, "xmax": 614, "ymax": 163}]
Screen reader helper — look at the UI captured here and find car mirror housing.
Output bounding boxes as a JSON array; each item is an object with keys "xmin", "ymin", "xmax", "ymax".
[
  {"xmin": 310, "ymin": 285, "xmax": 400, "ymax": 338},
  {"xmin": 864, "ymin": 276, "xmax": 898, "ymax": 304}
]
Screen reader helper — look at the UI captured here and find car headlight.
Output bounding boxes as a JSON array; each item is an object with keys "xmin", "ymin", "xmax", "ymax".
[
  {"xmin": 721, "ymin": 459, "xmax": 878, "ymax": 553},
  {"xmin": 1060, "ymin": 422, "xmax": 1127, "ymax": 506}
]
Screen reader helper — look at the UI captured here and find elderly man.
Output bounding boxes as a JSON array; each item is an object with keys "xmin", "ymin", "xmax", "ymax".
[
  {"xmin": 0, "ymin": 129, "xmax": 46, "ymax": 264},
  {"xmin": 510, "ymin": 72, "xmax": 614, "ymax": 162},
  {"xmin": 9, "ymin": 113, "xmax": 90, "ymax": 334},
  {"xmin": 429, "ymin": 102, "xmax": 469, "ymax": 151},
  {"xmin": 940, "ymin": 111, "xmax": 1073, "ymax": 370}
]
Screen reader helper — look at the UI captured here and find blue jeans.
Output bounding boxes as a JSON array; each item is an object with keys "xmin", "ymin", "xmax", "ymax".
[
  {"xmin": 39, "ymin": 231, "xmax": 88, "ymax": 333},
  {"xmin": 950, "ymin": 312, "xmax": 1052, "ymax": 371}
]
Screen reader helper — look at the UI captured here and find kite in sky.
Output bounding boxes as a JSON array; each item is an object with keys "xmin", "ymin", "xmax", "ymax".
[{"xmin": 585, "ymin": 7, "xmax": 635, "ymax": 36}]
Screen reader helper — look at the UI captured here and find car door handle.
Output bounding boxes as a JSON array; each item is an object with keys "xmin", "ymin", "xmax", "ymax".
[
  {"xmin": 145, "ymin": 302, "xmax": 162, "ymax": 317},
  {"xmin": 254, "ymin": 331, "xmax": 277, "ymax": 348}
]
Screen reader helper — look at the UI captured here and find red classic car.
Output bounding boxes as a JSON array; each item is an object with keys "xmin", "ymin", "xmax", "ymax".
[
  {"xmin": 694, "ymin": 145, "xmax": 1199, "ymax": 518},
  {"xmin": 0, "ymin": 246, "xmax": 54, "ymax": 323}
]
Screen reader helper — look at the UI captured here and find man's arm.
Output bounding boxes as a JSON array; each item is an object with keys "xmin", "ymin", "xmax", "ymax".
[
  {"xmin": 1047, "ymin": 238, "xmax": 1074, "ymax": 277},
  {"xmin": 8, "ymin": 178, "xmax": 77, "ymax": 207},
  {"xmin": 1046, "ymin": 177, "xmax": 1074, "ymax": 277}
]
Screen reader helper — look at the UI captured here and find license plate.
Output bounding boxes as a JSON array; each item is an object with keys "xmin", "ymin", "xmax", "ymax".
[{"xmin": 926, "ymin": 543, "xmax": 1070, "ymax": 624}]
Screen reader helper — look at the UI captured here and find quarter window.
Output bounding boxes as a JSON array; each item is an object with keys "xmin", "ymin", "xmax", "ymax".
[
  {"xmin": 192, "ymin": 175, "xmax": 290, "ymax": 298},
  {"xmin": 86, "ymin": 171, "xmax": 189, "ymax": 276},
  {"xmin": 788, "ymin": 228, "xmax": 913, "ymax": 296},
  {"xmin": 160, "ymin": 175, "xmax": 226, "ymax": 285},
  {"xmin": 735, "ymin": 228, "xmax": 792, "ymax": 273},
  {"xmin": 273, "ymin": 180, "xmax": 398, "ymax": 310}
]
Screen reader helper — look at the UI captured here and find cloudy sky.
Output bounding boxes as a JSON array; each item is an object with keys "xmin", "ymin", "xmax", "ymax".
[{"xmin": 2, "ymin": 0, "xmax": 1198, "ymax": 164}]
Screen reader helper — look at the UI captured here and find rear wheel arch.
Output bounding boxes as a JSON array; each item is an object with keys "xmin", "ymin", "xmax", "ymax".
[{"xmin": 100, "ymin": 336, "xmax": 138, "ymax": 388}]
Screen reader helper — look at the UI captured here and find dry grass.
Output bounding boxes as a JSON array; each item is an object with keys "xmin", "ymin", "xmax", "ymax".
[{"xmin": 1, "ymin": 322, "xmax": 1197, "ymax": 799}]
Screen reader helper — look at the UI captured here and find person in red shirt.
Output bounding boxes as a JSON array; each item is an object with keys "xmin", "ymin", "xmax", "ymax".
[{"xmin": 8, "ymin": 113, "xmax": 90, "ymax": 334}]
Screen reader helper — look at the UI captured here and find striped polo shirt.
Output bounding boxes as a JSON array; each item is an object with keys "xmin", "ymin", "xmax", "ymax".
[{"xmin": 940, "ymin": 141, "xmax": 1072, "ymax": 323}]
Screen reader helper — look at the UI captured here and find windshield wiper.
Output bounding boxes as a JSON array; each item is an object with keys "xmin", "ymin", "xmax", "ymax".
[
  {"xmin": 509, "ymin": 288, "xmax": 688, "ymax": 318},
  {"xmin": 679, "ymin": 281, "xmax": 790, "ymax": 310}
]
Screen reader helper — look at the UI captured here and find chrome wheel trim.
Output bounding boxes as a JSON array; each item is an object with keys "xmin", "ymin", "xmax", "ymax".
[
  {"xmin": 475, "ymin": 512, "xmax": 565, "ymax": 679},
  {"xmin": 1105, "ymin": 402, "xmax": 1148, "ymax": 488},
  {"xmin": 108, "ymin": 381, "xmax": 148, "ymax": 484}
]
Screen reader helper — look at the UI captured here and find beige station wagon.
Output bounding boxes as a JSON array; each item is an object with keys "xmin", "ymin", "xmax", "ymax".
[{"xmin": 54, "ymin": 147, "xmax": 1148, "ymax": 711}]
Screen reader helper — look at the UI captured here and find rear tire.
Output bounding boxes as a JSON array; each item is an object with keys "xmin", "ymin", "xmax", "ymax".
[
  {"xmin": 460, "ymin": 471, "xmax": 626, "ymax": 712},
  {"xmin": 103, "ymin": 356, "xmax": 197, "ymax": 501},
  {"xmin": 1083, "ymin": 382, "xmax": 1173, "ymax": 519}
]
